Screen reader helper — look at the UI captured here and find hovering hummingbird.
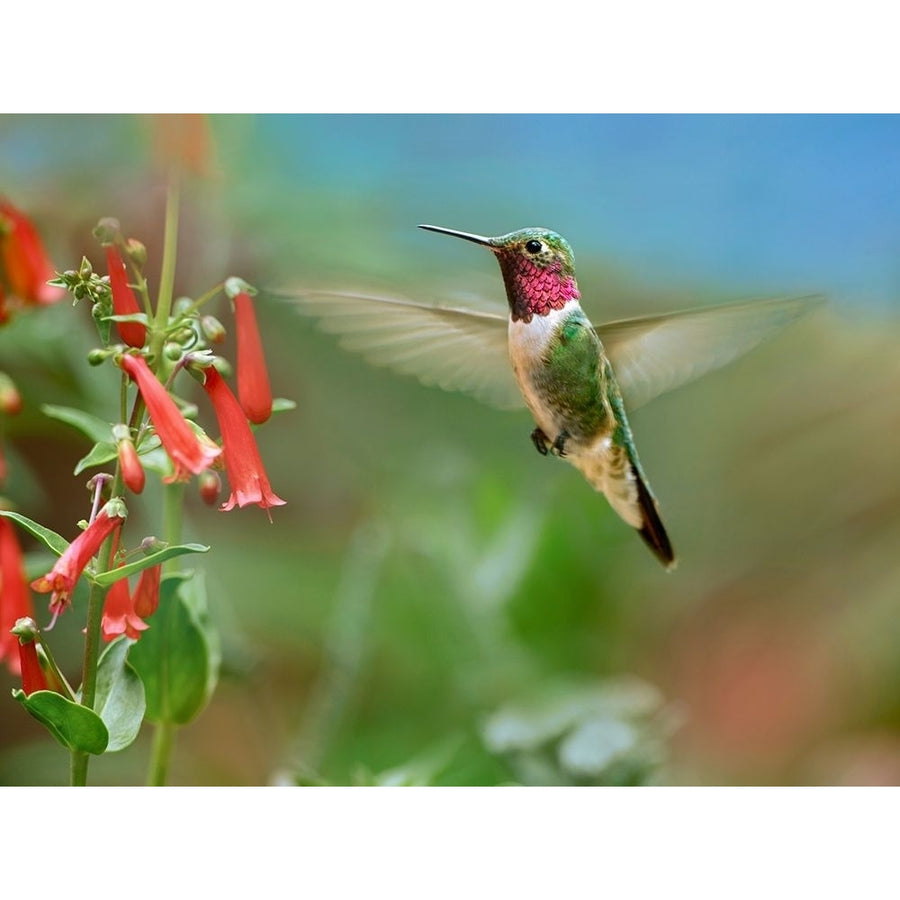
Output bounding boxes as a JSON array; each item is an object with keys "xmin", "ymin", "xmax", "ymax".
[{"xmin": 281, "ymin": 226, "xmax": 822, "ymax": 570}]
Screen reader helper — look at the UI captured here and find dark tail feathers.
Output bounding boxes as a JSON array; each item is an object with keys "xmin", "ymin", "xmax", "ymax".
[{"xmin": 633, "ymin": 469, "xmax": 676, "ymax": 571}]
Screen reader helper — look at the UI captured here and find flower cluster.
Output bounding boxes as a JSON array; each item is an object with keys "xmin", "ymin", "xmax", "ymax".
[
  {"xmin": 30, "ymin": 504, "xmax": 126, "ymax": 621},
  {"xmin": 19, "ymin": 221, "xmax": 286, "ymax": 638}
]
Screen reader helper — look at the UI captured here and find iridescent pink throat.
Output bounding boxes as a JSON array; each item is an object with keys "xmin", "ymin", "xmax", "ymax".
[{"xmin": 498, "ymin": 254, "xmax": 580, "ymax": 323}]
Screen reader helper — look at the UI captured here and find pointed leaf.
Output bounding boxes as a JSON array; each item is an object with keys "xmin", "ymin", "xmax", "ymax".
[
  {"xmin": 0, "ymin": 511, "xmax": 68, "ymax": 556},
  {"xmin": 74, "ymin": 441, "xmax": 118, "ymax": 475},
  {"xmin": 93, "ymin": 543, "xmax": 209, "ymax": 586},
  {"xmin": 12, "ymin": 689, "xmax": 109, "ymax": 754},
  {"xmin": 128, "ymin": 573, "xmax": 216, "ymax": 724},
  {"xmin": 271, "ymin": 398, "xmax": 297, "ymax": 415},
  {"xmin": 103, "ymin": 313, "xmax": 151, "ymax": 326},
  {"xmin": 41, "ymin": 405, "xmax": 112, "ymax": 444},
  {"xmin": 95, "ymin": 639, "xmax": 146, "ymax": 752}
]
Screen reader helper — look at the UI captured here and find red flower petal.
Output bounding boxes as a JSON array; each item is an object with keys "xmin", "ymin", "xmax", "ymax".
[
  {"xmin": 234, "ymin": 292, "xmax": 273, "ymax": 424},
  {"xmin": 30, "ymin": 507, "xmax": 124, "ymax": 618},
  {"xmin": 202, "ymin": 367, "xmax": 285, "ymax": 515},
  {"xmin": 119, "ymin": 354, "xmax": 221, "ymax": 482},
  {"xmin": 17, "ymin": 640, "xmax": 47, "ymax": 695},
  {"xmin": 100, "ymin": 575, "xmax": 149, "ymax": 642},
  {"xmin": 105, "ymin": 245, "xmax": 147, "ymax": 348},
  {"xmin": 0, "ymin": 519, "xmax": 35, "ymax": 675},
  {"xmin": 0, "ymin": 199, "xmax": 65, "ymax": 306}
]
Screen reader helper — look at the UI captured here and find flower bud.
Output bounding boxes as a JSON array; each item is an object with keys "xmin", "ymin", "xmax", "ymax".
[
  {"xmin": 116, "ymin": 429, "xmax": 145, "ymax": 495},
  {"xmin": 198, "ymin": 469, "xmax": 221, "ymax": 506},
  {"xmin": 224, "ymin": 276, "xmax": 256, "ymax": 299},
  {"xmin": 200, "ymin": 315, "xmax": 226, "ymax": 344},
  {"xmin": 78, "ymin": 256, "xmax": 93, "ymax": 280},
  {"xmin": 93, "ymin": 217, "xmax": 121, "ymax": 246},
  {"xmin": 125, "ymin": 238, "xmax": 147, "ymax": 268},
  {"xmin": 139, "ymin": 535, "xmax": 167, "ymax": 554},
  {"xmin": 11, "ymin": 616, "xmax": 39, "ymax": 642},
  {"xmin": 87, "ymin": 348, "xmax": 111, "ymax": 366}
]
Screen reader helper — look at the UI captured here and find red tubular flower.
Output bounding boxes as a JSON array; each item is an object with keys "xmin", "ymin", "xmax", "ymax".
[
  {"xmin": 17, "ymin": 639, "xmax": 47, "ymax": 695},
  {"xmin": 30, "ymin": 505, "xmax": 125, "ymax": 619},
  {"xmin": 0, "ymin": 518, "xmax": 36, "ymax": 675},
  {"xmin": 234, "ymin": 291, "xmax": 273, "ymax": 424},
  {"xmin": 117, "ymin": 436, "xmax": 145, "ymax": 494},
  {"xmin": 202, "ymin": 366, "xmax": 285, "ymax": 516},
  {"xmin": 119, "ymin": 353, "xmax": 221, "ymax": 482},
  {"xmin": 131, "ymin": 564, "xmax": 161, "ymax": 618},
  {"xmin": 100, "ymin": 575, "xmax": 149, "ymax": 642},
  {"xmin": 105, "ymin": 245, "xmax": 147, "ymax": 348},
  {"xmin": 0, "ymin": 198, "xmax": 65, "ymax": 306}
]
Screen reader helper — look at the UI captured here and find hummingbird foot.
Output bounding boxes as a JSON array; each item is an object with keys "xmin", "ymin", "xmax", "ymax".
[
  {"xmin": 530, "ymin": 427, "xmax": 551, "ymax": 456},
  {"xmin": 551, "ymin": 430, "xmax": 570, "ymax": 458}
]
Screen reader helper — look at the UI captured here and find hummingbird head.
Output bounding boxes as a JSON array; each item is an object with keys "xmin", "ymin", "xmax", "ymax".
[{"xmin": 419, "ymin": 225, "xmax": 580, "ymax": 323}]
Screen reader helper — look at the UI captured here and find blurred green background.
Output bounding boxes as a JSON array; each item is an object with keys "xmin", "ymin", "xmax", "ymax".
[{"xmin": 0, "ymin": 114, "xmax": 897, "ymax": 785}]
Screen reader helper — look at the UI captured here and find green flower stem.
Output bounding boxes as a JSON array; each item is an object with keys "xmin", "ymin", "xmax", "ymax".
[
  {"xmin": 143, "ymin": 174, "xmax": 186, "ymax": 788},
  {"xmin": 145, "ymin": 478, "xmax": 187, "ymax": 786},
  {"xmin": 71, "ymin": 471, "xmax": 124, "ymax": 786},
  {"xmin": 178, "ymin": 281, "xmax": 225, "ymax": 318},
  {"xmin": 149, "ymin": 178, "xmax": 181, "ymax": 365},
  {"xmin": 162, "ymin": 481, "xmax": 185, "ymax": 565},
  {"xmin": 70, "ymin": 580, "xmax": 109, "ymax": 786},
  {"xmin": 71, "ymin": 750, "xmax": 88, "ymax": 787},
  {"xmin": 148, "ymin": 719, "xmax": 175, "ymax": 786}
]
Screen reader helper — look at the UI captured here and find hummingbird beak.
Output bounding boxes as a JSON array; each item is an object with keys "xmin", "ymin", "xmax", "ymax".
[{"xmin": 419, "ymin": 224, "xmax": 497, "ymax": 250}]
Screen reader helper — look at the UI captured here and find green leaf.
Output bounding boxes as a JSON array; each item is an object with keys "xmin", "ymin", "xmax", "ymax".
[
  {"xmin": 103, "ymin": 313, "xmax": 150, "ymax": 325},
  {"xmin": 0, "ymin": 511, "xmax": 68, "ymax": 556},
  {"xmin": 95, "ymin": 639, "xmax": 146, "ymax": 752},
  {"xmin": 41, "ymin": 404, "xmax": 112, "ymax": 444},
  {"xmin": 12, "ymin": 689, "xmax": 109, "ymax": 754},
  {"xmin": 128, "ymin": 573, "xmax": 218, "ymax": 725},
  {"xmin": 177, "ymin": 570, "xmax": 220, "ymax": 703},
  {"xmin": 93, "ymin": 543, "xmax": 209, "ymax": 586},
  {"xmin": 74, "ymin": 441, "xmax": 118, "ymax": 475}
]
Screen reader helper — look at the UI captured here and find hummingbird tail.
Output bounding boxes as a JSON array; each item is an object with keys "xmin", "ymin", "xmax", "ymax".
[{"xmin": 633, "ymin": 470, "xmax": 676, "ymax": 571}]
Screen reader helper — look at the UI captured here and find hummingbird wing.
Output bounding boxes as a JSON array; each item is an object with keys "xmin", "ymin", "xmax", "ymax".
[
  {"xmin": 277, "ymin": 290, "xmax": 524, "ymax": 410},
  {"xmin": 597, "ymin": 294, "xmax": 824, "ymax": 411}
]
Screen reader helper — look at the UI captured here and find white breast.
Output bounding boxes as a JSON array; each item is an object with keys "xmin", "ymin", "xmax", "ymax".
[{"xmin": 507, "ymin": 303, "xmax": 579, "ymax": 434}]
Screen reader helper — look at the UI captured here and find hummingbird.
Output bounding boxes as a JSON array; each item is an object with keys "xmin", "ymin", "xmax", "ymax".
[{"xmin": 280, "ymin": 226, "xmax": 822, "ymax": 570}]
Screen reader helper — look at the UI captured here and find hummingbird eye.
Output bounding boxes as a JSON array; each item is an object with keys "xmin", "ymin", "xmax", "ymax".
[{"xmin": 525, "ymin": 239, "xmax": 543, "ymax": 254}]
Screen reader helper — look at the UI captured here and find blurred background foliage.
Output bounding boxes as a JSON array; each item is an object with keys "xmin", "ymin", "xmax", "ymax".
[{"xmin": 0, "ymin": 114, "xmax": 897, "ymax": 785}]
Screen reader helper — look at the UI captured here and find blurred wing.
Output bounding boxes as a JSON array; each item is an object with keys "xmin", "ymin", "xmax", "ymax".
[
  {"xmin": 598, "ymin": 294, "xmax": 825, "ymax": 411},
  {"xmin": 276, "ymin": 290, "xmax": 525, "ymax": 410}
]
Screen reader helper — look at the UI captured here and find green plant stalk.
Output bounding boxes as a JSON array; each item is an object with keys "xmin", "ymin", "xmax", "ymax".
[
  {"xmin": 141, "ymin": 174, "xmax": 188, "ymax": 787},
  {"xmin": 148, "ymin": 719, "xmax": 175, "ymax": 786},
  {"xmin": 70, "ymin": 478, "xmax": 122, "ymax": 786},
  {"xmin": 145, "ymin": 479, "xmax": 187, "ymax": 787},
  {"xmin": 70, "ymin": 578, "xmax": 110, "ymax": 786},
  {"xmin": 178, "ymin": 281, "xmax": 225, "ymax": 318}
]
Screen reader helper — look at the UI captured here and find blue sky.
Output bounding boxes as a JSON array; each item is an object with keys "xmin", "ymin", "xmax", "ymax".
[{"xmin": 259, "ymin": 115, "xmax": 900, "ymax": 313}]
